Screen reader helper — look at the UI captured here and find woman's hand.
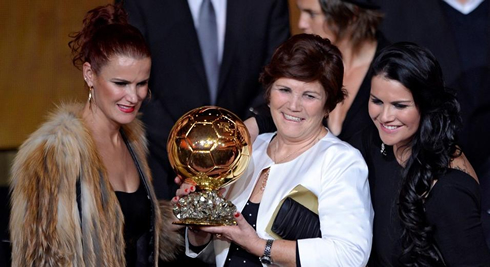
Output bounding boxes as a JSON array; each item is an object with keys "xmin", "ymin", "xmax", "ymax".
[
  {"xmin": 171, "ymin": 177, "xmax": 214, "ymax": 247},
  {"xmin": 170, "ymin": 176, "xmax": 196, "ymax": 230},
  {"xmin": 171, "ymin": 176, "xmax": 195, "ymax": 202},
  {"xmin": 199, "ymin": 212, "xmax": 264, "ymax": 256}
]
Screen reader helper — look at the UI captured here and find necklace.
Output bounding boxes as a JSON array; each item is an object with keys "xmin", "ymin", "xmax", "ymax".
[
  {"xmin": 271, "ymin": 132, "xmax": 323, "ymax": 164},
  {"xmin": 260, "ymin": 168, "xmax": 270, "ymax": 191},
  {"xmin": 260, "ymin": 130, "xmax": 325, "ymax": 191}
]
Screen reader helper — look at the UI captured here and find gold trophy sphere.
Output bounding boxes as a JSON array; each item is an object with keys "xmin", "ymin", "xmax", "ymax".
[{"xmin": 167, "ymin": 106, "xmax": 251, "ymax": 225}]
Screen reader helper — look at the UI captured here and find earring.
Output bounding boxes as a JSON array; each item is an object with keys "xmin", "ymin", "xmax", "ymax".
[
  {"xmin": 380, "ymin": 143, "xmax": 387, "ymax": 156},
  {"xmin": 88, "ymin": 86, "xmax": 93, "ymax": 103}
]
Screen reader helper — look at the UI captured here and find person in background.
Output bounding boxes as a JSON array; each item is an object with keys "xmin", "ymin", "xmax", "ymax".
[
  {"xmin": 351, "ymin": 42, "xmax": 490, "ymax": 266},
  {"xmin": 298, "ymin": 0, "xmax": 388, "ymax": 141},
  {"xmin": 177, "ymin": 34, "xmax": 373, "ymax": 267},
  {"xmin": 9, "ymin": 4, "xmax": 182, "ymax": 266},
  {"xmin": 121, "ymin": 0, "xmax": 291, "ymax": 202}
]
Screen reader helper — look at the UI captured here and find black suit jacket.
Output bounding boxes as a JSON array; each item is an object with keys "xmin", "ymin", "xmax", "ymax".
[
  {"xmin": 375, "ymin": 0, "xmax": 477, "ymax": 85},
  {"xmin": 123, "ymin": 0, "xmax": 290, "ymax": 199}
]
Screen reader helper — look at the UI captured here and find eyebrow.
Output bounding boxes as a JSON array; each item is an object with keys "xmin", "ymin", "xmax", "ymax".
[
  {"xmin": 274, "ymin": 84, "xmax": 323, "ymax": 96},
  {"xmin": 307, "ymin": 9, "xmax": 323, "ymax": 16},
  {"xmin": 273, "ymin": 83, "xmax": 290, "ymax": 89},
  {"xmin": 305, "ymin": 90, "xmax": 322, "ymax": 95},
  {"xmin": 111, "ymin": 78, "xmax": 150, "ymax": 83},
  {"xmin": 298, "ymin": 6, "xmax": 319, "ymax": 14},
  {"xmin": 370, "ymin": 94, "xmax": 413, "ymax": 103},
  {"xmin": 111, "ymin": 78, "xmax": 130, "ymax": 82}
]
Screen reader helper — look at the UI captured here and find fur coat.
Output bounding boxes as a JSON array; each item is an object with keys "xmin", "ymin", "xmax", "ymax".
[{"xmin": 9, "ymin": 103, "xmax": 183, "ymax": 266}]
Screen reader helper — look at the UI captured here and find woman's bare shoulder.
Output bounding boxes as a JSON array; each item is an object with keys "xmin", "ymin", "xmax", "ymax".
[{"xmin": 449, "ymin": 151, "xmax": 478, "ymax": 183}]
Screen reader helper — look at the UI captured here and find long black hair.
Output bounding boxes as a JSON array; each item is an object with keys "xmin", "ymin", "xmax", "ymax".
[{"xmin": 372, "ymin": 42, "xmax": 461, "ymax": 266}]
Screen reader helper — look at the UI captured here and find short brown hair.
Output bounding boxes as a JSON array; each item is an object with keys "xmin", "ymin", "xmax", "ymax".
[{"xmin": 260, "ymin": 34, "xmax": 346, "ymax": 113}]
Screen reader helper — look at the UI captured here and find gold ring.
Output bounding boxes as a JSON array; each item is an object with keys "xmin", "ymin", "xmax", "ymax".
[{"xmin": 215, "ymin": 234, "xmax": 222, "ymax": 238}]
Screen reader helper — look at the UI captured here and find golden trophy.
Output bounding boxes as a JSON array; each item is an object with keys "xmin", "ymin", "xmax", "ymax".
[{"xmin": 168, "ymin": 106, "xmax": 252, "ymax": 225}]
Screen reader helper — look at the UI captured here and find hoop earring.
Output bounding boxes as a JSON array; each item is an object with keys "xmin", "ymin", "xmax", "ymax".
[{"xmin": 88, "ymin": 86, "xmax": 94, "ymax": 103}]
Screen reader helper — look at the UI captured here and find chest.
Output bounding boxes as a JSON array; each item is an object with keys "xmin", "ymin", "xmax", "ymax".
[{"xmin": 98, "ymin": 144, "xmax": 140, "ymax": 193}]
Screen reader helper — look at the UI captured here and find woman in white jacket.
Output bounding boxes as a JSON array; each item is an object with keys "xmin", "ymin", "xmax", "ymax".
[{"xmin": 176, "ymin": 34, "xmax": 373, "ymax": 267}]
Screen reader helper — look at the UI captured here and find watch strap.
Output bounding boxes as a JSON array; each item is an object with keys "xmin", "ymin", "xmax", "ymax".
[
  {"xmin": 259, "ymin": 239, "xmax": 274, "ymax": 264},
  {"xmin": 264, "ymin": 239, "xmax": 273, "ymax": 257}
]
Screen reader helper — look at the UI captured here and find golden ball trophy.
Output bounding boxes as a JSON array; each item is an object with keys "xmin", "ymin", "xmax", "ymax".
[{"xmin": 167, "ymin": 106, "xmax": 251, "ymax": 226}]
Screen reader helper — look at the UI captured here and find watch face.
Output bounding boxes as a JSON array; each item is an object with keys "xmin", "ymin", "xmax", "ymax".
[{"xmin": 259, "ymin": 256, "xmax": 272, "ymax": 265}]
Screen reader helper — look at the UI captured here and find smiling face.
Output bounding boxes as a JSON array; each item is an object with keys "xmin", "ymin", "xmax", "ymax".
[
  {"xmin": 369, "ymin": 75, "xmax": 421, "ymax": 149},
  {"xmin": 84, "ymin": 55, "xmax": 151, "ymax": 127},
  {"xmin": 269, "ymin": 77, "xmax": 327, "ymax": 141},
  {"xmin": 296, "ymin": 0, "xmax": 336, "ymax": 42}
]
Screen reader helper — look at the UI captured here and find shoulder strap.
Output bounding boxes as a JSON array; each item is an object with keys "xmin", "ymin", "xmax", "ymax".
[
  {"xmin": 120, "ymin": 128, "xmax": 157, "ymax": 262},
  {"xmin": 120, "ymin": 129, "xmax": 148, "ymax": 187}
]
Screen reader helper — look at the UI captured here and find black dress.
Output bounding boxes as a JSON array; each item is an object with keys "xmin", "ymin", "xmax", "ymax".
[
  {"xmin": 337, "ymin": 32, "xmax": 390, "ymax": 142},
  {"xmin": 224, "ymin": 201, "xmax": 262, "ymax": 266},
  {"xmin": 349, "ymin": 126, "xmax": 490, "ymax": 266},
  {"xmin": 115, "ymin": 181, "xmax": 152, "ymax": 266}
]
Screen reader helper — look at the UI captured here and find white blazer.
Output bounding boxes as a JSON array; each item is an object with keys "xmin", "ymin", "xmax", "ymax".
[{"xmin": 187, "ymin": 130, "xmax": 374, "ymax": 266}]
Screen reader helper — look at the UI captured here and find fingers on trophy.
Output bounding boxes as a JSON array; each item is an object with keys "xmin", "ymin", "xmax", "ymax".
[{"xmin": 168, "ymin": 106, "xmax": 251, "ymax": 226}]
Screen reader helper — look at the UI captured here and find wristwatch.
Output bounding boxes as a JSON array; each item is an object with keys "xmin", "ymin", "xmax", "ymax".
[{"xmin": 259, "ymin": 239, "xmax": 274, "ymax": 265}]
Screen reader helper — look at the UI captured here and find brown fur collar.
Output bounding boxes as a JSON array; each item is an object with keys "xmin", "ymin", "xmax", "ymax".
[{"xmin": 10, "ymin": 103, "xmax": 182, "ymax": 266}]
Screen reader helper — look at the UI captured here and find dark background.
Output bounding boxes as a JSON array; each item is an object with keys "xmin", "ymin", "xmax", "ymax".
[{"xmin": 0, "ymin": 186, "xmax": 11, "ymax": 266}]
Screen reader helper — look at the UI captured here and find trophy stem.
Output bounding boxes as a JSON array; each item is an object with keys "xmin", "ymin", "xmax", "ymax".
[{"xmin": 173, "ymin": 190, "xmax": 237, "ymax": 226}]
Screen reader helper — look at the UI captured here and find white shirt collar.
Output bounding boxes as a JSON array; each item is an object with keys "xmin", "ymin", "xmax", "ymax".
[{"xmin": 443, "ymin": 0, "xmax": 485, "ymax": 15}]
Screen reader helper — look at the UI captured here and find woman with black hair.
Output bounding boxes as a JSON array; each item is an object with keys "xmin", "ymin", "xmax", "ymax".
[{"xmin": 351, "ymin": 42, "xmax": 490, "ymax": 266}]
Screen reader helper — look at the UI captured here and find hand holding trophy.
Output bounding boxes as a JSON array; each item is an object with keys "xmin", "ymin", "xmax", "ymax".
[{"xmin": 168, "ymin": 106, "xmax": 251, "ymax": 226}]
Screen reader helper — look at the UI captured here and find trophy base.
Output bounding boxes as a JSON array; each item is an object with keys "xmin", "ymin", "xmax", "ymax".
[
  {"xmin": 173, "ymin": 190, "xmax": 237, "ymax": 226},
  {"xmin": 172, "ymin": 218, "xmax": 237, "ymax": 226}
]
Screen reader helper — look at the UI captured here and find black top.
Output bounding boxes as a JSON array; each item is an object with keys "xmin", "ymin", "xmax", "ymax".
[
  {"xmin": 256, "ymin": 32, "xmax": 390, "ymax": 141},
  {"xmin": 224, "ymin": 201, "xmax": 262, "ymax": 267},
  {"xmin": 349, "ymin": 126, "xmax": 490, "ymax": 266},
  {"xmin": 374, "ymin": 3, "xmax": 490, "ymax": 232},
  {"xmin": 338, "ymin": 32, "xmax": 390, "ymax": 142},
  {"xmin": 115, "ymin": 181, "xmax": 152, "ymax": 267}
]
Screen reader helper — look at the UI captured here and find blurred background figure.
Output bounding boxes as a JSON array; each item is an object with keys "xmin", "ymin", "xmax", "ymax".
[
  {"xmin": 372, "ymin": 0, "xmax": 490, "ymax": 248},
  {"xmin": 120, "ymin": 0, "xmax": 291, "ymax": 203},
  {"xmin": 295, "ymin": 0, "xmax": 388, "ymax": 141}
]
